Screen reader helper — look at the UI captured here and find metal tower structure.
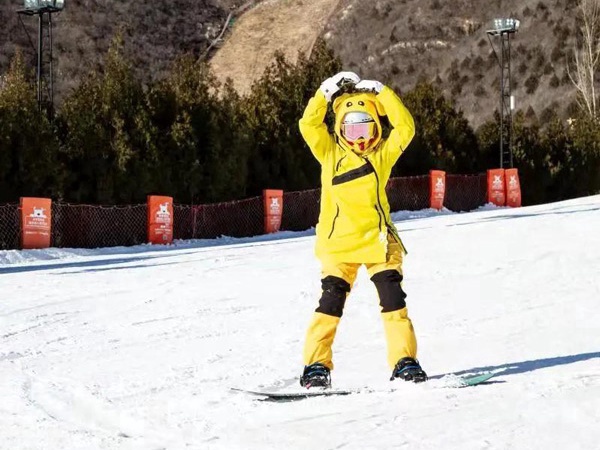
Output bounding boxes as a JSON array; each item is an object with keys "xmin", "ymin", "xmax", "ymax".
[
  {"xmin": 487, "ymin": 18, "xmax": 520, "ymax": 169},
  {"xmin": 17, "ymin": 0, "xmax": 65, "ymax": 113}
]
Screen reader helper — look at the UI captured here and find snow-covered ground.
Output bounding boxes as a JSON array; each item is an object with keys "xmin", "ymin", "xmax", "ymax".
[{"xmin": 1, "ymin": 196, "xmax": 599, "ymax": 450}]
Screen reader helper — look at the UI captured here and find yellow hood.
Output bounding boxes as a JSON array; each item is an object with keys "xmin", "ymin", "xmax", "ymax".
[{"xmin": 333, "ymin": 92, "xmax": 387, "ymax": 152}]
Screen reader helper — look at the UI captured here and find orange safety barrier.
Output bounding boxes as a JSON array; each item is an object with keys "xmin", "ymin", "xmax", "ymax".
[
  {"xmin": 20, "ymin": 197, "xmax": 52, "ymax": 249},
  {"xmin": 147, "ymin": 195, "xmax": 173, "ymax": 244},
  {"xmin": 487, "ymin": 169, "xmax": 506, "ymax": 206},
  {"xmin": 429, "ymin": 170, "xmax": 446, "ymax": 210},
  {"xmin": 505, "ymin": 168, "xmax": 522, "ymax": 208},
  {"xmin": 263, "ymin": 189, "xmax": 283, "ymax": 234}
]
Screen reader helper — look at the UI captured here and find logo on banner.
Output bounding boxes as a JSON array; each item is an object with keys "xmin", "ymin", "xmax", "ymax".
[
  {"xmin": 492, "ymin": 175, "xmax": 503, "ymax": 190},
  {"xmin": 29, "ymin": 207, "xmax": 47, "ymax": 218},
  {"xmin": 155, "ymin": 202, "xmax": 171, "ymax": 224},
  {"xmin": 26, "ymin": 207, "xmax": 49, "ymax": 229},
  {"xmin": 508, "ymin": 175, "xmax": 519, "ymax": 202},
  {"xmin": 435, "ymin": 177, "xmax": 444, "ymax": 192},
  {"xmin": 269, "ymin": 197, "xmax": 281, "ymax": 215}
]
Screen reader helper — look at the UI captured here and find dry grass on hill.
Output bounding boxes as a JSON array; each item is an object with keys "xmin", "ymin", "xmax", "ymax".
[{"xmin": 210, "ymin": 0, "xmax": 342, "ymax": 94}]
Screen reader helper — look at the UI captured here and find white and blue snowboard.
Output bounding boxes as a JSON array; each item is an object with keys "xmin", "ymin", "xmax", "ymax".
[{"xmin": 232, "ymin": 372, "xmax": 497, "ymax": 402}]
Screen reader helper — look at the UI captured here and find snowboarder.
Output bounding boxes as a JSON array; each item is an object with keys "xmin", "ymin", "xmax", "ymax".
[{"xmin": 298, "ymin": 71, "xmax": 427, "ymax": 389}]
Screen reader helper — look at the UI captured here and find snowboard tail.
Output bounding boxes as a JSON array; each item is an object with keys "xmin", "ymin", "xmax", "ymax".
[{"xmin": 454, "ymin": 371, "xmax": 495, "ymax": 387}]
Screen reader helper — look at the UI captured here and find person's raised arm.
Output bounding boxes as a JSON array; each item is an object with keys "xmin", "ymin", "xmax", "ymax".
[
  {"xmin": 355, "ymin": 80, "xmax": 415, "ymax": 166},
  {"xmin": 299, "ymin": 72, "xmax": 360, "ymax": 163}
]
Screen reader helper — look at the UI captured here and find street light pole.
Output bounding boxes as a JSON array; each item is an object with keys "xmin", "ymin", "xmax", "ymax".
[
  {"xmin": 17, "ymin": 0, "xmax": 65, "ymax": 113},
  {"xmin": 37, "ymin": 12, "xmax": 43, "ymax": 108},
  {"xmin": 487, "ymin": 18, "xmax": 520, "ymax": 169}
]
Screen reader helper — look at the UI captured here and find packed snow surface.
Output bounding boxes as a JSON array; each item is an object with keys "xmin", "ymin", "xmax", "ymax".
[{"xmin": 1, "ymin": 196, "xmax": 599, "ymax": 449}]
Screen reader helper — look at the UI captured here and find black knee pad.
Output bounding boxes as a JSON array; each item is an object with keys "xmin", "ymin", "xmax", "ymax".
[
  {"xmin": 315, "ymin": 276, "xmax": 351, "ymax": 317},
  {"xmin": 370, "ymin": 270, "xmax": 407, "ymax": 313}
]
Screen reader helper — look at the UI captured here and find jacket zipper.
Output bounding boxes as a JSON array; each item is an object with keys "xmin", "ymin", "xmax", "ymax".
[
  {"xmin": 363, "ymin": 158, "xmax": 385, "ymax": 229},
  {"xmin": 374, "ymin": 204, "xmax": 382, "ymax": 231},
  {"xmin": 335, "ymin": 156, "xmax": 346, "ymax": 172},
  {"xmin": 363, "ymin": 158, "xmax": 408, "ymax": 253},
  {"xmin": 328, "ymin": 205, "xmax": 340, "ymax": 239}
]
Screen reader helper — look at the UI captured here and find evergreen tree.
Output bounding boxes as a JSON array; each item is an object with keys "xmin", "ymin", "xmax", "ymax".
[
  {"xmin": 58, "ymin": 34, "xmax": 151, "ymax": 204},
  {"xmin": 205, "ymin": 79, "xmax": 251, "ymax": 202},
  {"xmin": 474, "ymin": 114, "xmax": 502, "ymax": 171},
  {"xmin": 570, "ymin": 116, "xmax": 600, "ymax": 196},
  {"xmin": 145, "ymin": 56, "xmax": 215, "ymax": 204},
  {"xmin": 0, "ymin": 51, "xmax": 63, "ymax": 202},
  {"xmin": 146, "ymin": 56, "xmax": 249, "ymax": 203},
  {"xmin": 510, "ymin": 112, "xmax": 550, "ymax": 205},
  {"xmin": 543, "ymin": 114, "xmax": 600, "ymax": 200},
  {"xmin": 243, "ymin": 40, "xmax": 343, "ymax": 195},
  {"xmin": 2, "ymin": 35, "xmax": 598, "ymax": 210},
  {"xmin": 399, "ymin": 81, "xmax": 479, "ymax": 176}
]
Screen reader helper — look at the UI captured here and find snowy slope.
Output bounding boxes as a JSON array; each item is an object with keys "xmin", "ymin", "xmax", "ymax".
[{"xmin": 1, "ymin": 196, "xmax": 599, "ymax": 450}]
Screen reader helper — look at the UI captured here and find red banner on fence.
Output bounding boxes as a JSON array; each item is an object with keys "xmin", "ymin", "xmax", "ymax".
[
  {"xmin": 505, "ymin": 168, "xmax": 522, "ymax": 208},
  {"xmin": 20, "ymin": 197, "xmax": 52, "ymax": 249},
  {"xmin": 147, "ymin": 195, "xmax": 173, "ymax": 244},
  {"xmin": 487, "ymin": 169, "xmax": 506, "ymax": 206},
  {"xmin": 429, "ymin": 170, "xmax": 446, "ymax": 210},
  {"xmin": 263, "ymin": 189, "xmax": 283, "ymax": 234}
]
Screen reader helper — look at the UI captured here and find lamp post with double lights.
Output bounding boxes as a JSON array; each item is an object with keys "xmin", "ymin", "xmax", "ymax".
[{"xmin": 486, "ymin": 18, "xmax": 520, "ymax": 169}]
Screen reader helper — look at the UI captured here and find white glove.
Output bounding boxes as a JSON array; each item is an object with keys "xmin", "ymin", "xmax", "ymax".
[
  {"xmin": 320, "ymin": 71, "xmax": 361, "ymax": 101},
  {"xmin": 355, "ymin": 80, "xmax": 384, "ymax": 94}
]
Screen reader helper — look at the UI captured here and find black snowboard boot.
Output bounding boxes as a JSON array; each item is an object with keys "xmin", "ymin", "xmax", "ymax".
[
  {"xmin": 390, "ymin": 357, "xmax": 428, "ymax": 383},
  {"xmin": 299, "ymin": 363, "xmax": 331, "ymax": 389}
]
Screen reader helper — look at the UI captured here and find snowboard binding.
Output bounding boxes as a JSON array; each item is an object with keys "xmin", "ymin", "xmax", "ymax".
[
  {"xmin": 390, "ymin": 357, "xmax": 428, "ymax": 383},
  {"xmin": 300, "ymin": 363, "xmax": 331, "ymax": 389}
]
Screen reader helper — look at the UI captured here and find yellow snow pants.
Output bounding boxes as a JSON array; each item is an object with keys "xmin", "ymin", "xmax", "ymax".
[{"xmin": 303, "ymin": 235, "xmax": 417, "ymax": 370}]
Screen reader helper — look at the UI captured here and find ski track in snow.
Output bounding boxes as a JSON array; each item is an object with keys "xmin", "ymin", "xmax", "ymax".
[{"xmin": 1, "ymin": 197, "xmax": 600, "ymax": 449}]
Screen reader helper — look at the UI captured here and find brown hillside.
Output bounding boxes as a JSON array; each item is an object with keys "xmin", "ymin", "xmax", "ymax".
[
  {"xmin": 0, "ymin": 0, "xmax": 233, "ymax": 102},
  {"xmin": 210, "ymin": 0, "xmax": 342, "ymax": 94},
  {"xmin": 0, "ymin": 0, "xmax": 584, "ymax": 128},
  {"xmin": 323, "ymin": 0, "xmax": 580, "ymax": 128},
  {"xmin": 209, "ymin": 0, "xmax": 582, "ymax": 128}
]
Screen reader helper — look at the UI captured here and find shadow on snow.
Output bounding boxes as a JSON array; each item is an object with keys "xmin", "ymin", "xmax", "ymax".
[{"xmin": 432, "ymin": 351, "xmax": 600, "ymax": 380}]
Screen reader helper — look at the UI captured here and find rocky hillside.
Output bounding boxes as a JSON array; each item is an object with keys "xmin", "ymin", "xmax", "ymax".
[
  {"xmin": 0, "ymin": 0, "xmax": 584, "ymax": 128},
  {"xmin": 210, "ymin": 0, "xmax": 341, "ymax": 94},
  {"xmin": 0, "ymin": 0, "xmax": 239, "ymax": 102},
  {"xmin": 211, "ymin": 0, "xmax": 582, "ymax": 128},
  {"xmin": 323, "ymin": 0, "xmax": 581, "ymax": 128}
]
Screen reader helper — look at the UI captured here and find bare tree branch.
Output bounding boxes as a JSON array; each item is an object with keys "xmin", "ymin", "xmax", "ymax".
[{"xmin": 568, "ymin": 0, "xmax": 600, "ymax": 119}]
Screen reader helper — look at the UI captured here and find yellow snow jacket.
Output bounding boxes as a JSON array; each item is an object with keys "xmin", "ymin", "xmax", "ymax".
[{"xmin": 299, "ymin": 86, "xmax": 415, "ymax": 264}]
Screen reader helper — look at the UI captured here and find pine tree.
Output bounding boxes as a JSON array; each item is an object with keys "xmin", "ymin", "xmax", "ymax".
[
  {"xmin": 0, "ymin": 51, "xmax": 63, "ymax": 202},
  {"xmin": 58, "ymin": 33, "xmax": 151, "ymax": 203},
  {"xmin": 399, "ymin": 81, "xmax": 479, "ymax": 176},
  {"xmin": 242, "ymin": 40, "xmax": 343, "ymax": 195}
]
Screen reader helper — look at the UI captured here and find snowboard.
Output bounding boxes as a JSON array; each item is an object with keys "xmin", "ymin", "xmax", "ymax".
[
  {"xmin": 232, "ymin": 372, "xmax": 496, "ymax": 402},
  {"xmin": 230, "ymin": 387, "xmax": 354, "ymax": 400}
]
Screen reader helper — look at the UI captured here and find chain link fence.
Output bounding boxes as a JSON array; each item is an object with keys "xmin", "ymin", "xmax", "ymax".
[
  {"xmin": 0, "ymin": 173, "xmax": 491, "ymax": 251},
  {"xmin": 173, "ymin": 204, "xmax": 196, "ymax": 241},
  {"xmin": 386, "ymin": 175, "xmax": 430, "ymax": 212},
  {"xmin": 175, "ymin": 196, "xmax": 264, "ymax": 240},
  {"xmin": 52, "ymin": 203, "xmax": 147, "ymax": 249},
  {"xmin": 282, "ymin": 188, "xmax": 321, "ymax": 231},
  {"xmin": 280, "ymin": 177, "xmax": 434, "ymax": 233},
  {"xmin": 0, "ymin": 203, "xmax": 19, "ymax": 250},
  {"xmin": 445, "ymin": 174, "xmax": 487, "ymax": 212}
]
